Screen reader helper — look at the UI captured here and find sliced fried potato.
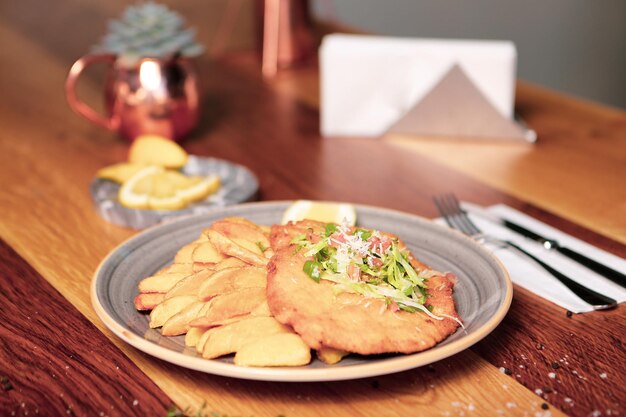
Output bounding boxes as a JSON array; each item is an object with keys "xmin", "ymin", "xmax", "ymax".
[
  {"xmin": 134, "ymin": 292, "xmax": 165, "ymax": 311},
  {"xmin": 234, "ymin": 333, "xmax": 312, "ymax": 367},
  {"xmin": 161, "ymin": 301, "xmax": 206, "ymax": 336},
  {"xmin": 213, "ymin": 257, "xmax": 247, "ymax": 271},
  {"xmin": 165, "ymin": 269, "xmax": 214, "ymax": 300},
  {"xmin": 216, "ymin": 217, "xmax": 264, "ymax": 229},
  {"xmin": 149, "ymin": 295, "xmax": 197, "ymax": 328},
  {"xmin": 317, "ymin": 347, "xmax": 349, "ymax": 365},
  {"xmin": 250, "ymin": 300, "xmax": 271, "ymax": 316},
  {"xmin": 201, "ymin": 287, "xmax": 267, "ymax": 323},
  {"xmin": 194, "ymin": 316, "xmax": 246, "ymax": 353},
  {"xmin": 202, "ymin": 317, "xmax": 291, "ymax": 359},
  {"xmin": 158, "ymin": 263, "xmax": 194, "ymax": 275},
  {"xmin": 194, "ymin": 234, "xmax": 209, "ymax": 243},
  {"xmin": 207, "ymin": 230, "xmax": 268, "ymax": 267},
  {"xmin": 138, "ymin": 272, "xmax": 191, "ymax": 293},
  {"xmin": 174, "ymin": 243, "xmax": 199, "ymax": 264},
  {"xmin": 210, "ymin": 220, "xmax": 270, "ymax": 256},
  {"xmin": 192, "ymin": 241, "xmax": 226, "ymax": 263},
  {"xmin": 196, "ymin": 327, "xmax": 212, "ymax": 353},
  {"xmin": 197, "ymin": 267, "xmax": 266, "ymax": 301},
  {"xmin": 192, "ymin": 262, "xmax": 216, "ymax": 272},
  {"xmin": 185, "ymin": 327, "xmax": 207, "ymax": 348}
]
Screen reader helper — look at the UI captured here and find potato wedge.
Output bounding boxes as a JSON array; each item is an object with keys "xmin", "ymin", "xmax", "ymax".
[
  {"xmin": 215, "ymin": 217, "xmax": 263, "ymax": 230},
  {"xmin": 197, "ymin": 266, "xmax": 266, "ymax": 301},
  {"xmin": 192, "ymin": 262, "xmax": 216, "ymax": 272},
  {"xmin": 250, "ymin": 300, "xmax": 271, "ymax": 316},
  {"xmin": 194, "ymin": 233, "xmax": 209, "ymax": 243},
  {"xmin": 134, "ymin": 292, "xmax": 165, "ymax": 311},
  {"xmin": 194, "ymin": 316, "xmax": 246, "ymax": 353},
  {"xmin": 158, "ymin": 263, "xmax": 194, "ymax": 275},
  {"xmin": 234, "ymin": 333, "xmax": 312, "ymax": 367},
  {"xmin": 185, "ymin": 327, "xmax": 207, "ymax": 348},
  {"xmin": 196, "ymin": 327, "xmax": 211, "ymax": 353},
  {"xmin": 207, "ymin": 230, "xmax": 268, "ymax": 266},
  {"xmin": 192, "ymin": 241, "xmax": 226, "ymax": 263},
  {"xmin": 173, "ymin": 243, "xmax": 199, "ymax": 264},
  {"xmin": 165, "ymin": 269, "xmax": 214, "ymax": 300},
  {"xmin": 201, "ymin": 287, "xmax": 267, "ymax": 323},
  {"xmin": 202, "ymin": 317, "xmax": 291, "ymax": 359},
  {"xmin": 317, "ymin": 347, "xmax": 349, "ymax": 365},
  {"xmin": 161, "ymin": 301, "xmax": 206, "ymax": 336},
  {"xmin": 189, "ymin": 301, "xmax": 270, "ymax": 330},
  {"xmin": 149, "ymin": 295, "xmax": 197, "ymax": 328},
  {"xmin": 210, "ymin": 220, "xmax": 270, "ymax": 256},
  {"xmin": 138, "ymin": 272, "xmax": 191, "ymax": 293},
  {"xmin": 213, "ymin": 257, "xmax": 247, "ymax": 271}
]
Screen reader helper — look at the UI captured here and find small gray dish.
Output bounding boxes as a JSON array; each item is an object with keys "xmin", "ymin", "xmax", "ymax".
[
  {"xmin": 90, "ymin": 155, "xmax": 259, "ymax": 229},
  {"xmin": 92, "ymin": 201, "xmax": 512, "ymax": 382}
]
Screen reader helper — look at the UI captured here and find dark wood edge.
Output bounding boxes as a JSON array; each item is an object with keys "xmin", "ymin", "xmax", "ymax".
[{"xmin": 0, "ymin": 240, "xmax": 173, "ymax": 416}]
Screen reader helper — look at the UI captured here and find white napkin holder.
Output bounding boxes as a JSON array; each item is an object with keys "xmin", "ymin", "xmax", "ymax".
[{"xmin": 320, "ymin": 34, "xmax": 535, "ymax": 142}]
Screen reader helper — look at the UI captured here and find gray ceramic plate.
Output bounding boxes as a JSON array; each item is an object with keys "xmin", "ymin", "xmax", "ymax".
[
  {"xmin": 90, "ymin": 155, "xmax": 259, "ymax": 229},
  {"xmin": 92, "ymin": 201, "xmax": 512, "ymax": 382}
]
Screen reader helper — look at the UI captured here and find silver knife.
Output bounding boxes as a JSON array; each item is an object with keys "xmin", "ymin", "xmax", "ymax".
[{"xmin": 463, "ymin": 203, "xmax": 626, "ymax": 289}]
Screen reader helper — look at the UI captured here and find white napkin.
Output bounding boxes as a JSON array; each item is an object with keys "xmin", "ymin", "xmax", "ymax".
[
  {"xmin": 448, "ymin": 204, "xmax": 626, "ymax": 313},
  {"xmin": 319, "ymin": 34, "xmax": 517, "ymax": 137}
]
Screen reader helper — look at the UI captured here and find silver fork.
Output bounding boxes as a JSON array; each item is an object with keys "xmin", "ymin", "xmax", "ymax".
[{"xmin": 434, "ymin": 194, "xmax": 617, "ymax": 310}]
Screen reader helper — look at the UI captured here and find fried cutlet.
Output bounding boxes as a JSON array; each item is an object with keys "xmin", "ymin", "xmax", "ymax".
[{"xmin": 266, "ymin": 221, "xmax": 461, "ymax": 355}]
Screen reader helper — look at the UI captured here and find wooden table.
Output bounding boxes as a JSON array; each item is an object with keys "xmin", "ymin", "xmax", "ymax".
[{"xmin": 1, "ymin": 2, "xmax": 624, "ymax": 416}]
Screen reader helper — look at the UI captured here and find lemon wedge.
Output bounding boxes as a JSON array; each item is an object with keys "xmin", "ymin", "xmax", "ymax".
[
  {"xmin": 119, "ymin": 166, "xmax": 220, "ymax": 210},
  {"xmin": 96, "ymin": 162, "xmax": 148, "ymax": 184},
  {"xmin": 177, "ymin": 175, "xmax": 221, "ymax": 203},
  {"xmin": 118, "ymin": 166, "xmax": 161, "ymax": 209},
  {"xmin": 281, "ymin": 200, "xmax": 356, "ymax": 226},
  {"xmin": 128, "ymin": 134, "xmax": 188, "ymax": 169}
]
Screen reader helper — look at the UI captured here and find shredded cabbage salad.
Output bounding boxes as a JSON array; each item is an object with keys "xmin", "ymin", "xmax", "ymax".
[{"xmin": 291, "ymin": 222, "xmax": 444, "ymax": 318}]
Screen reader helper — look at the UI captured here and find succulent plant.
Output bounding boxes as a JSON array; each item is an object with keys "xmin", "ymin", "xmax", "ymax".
[{"xmin": 93, "ymin": 2, "xmax": 204, "ymax": 66}]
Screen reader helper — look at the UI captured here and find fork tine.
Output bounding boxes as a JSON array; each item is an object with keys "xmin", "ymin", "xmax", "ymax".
[
  {"xmin": 446, "ymin": 194, "xmax": 482, "ymax": 236},
  {"xmin": 433, "ymin": 195, "xmax": 455, "ymax": 229},
  {"xmin": 434, "ymin": 193, "xmax": 481, "ymax": 237}
]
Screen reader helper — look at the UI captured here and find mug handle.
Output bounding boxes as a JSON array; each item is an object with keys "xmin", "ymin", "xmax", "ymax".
[{"xmin": 65, "ymin": 54, "xmax": 119, "ymax": 130}]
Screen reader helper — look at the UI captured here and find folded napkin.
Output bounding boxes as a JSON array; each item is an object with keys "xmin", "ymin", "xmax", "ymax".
[
  {"xmin": 319, "ymin": 34, "xmax": 536, "ymax": 141},
  {"xmin": 448, "ymin": 204, "xmax": 626, "ymax": 313}
]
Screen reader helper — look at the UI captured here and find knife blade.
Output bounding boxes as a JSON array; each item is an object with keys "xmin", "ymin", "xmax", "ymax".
[{"xmin": 463, "ymin": 203, "xmax": 626, "ymax": 289}]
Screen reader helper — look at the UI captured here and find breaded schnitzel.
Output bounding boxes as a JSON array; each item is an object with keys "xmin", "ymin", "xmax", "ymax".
[{"xmin": 266, "ymin": 221, "xmax": 461, "ymax": 355}]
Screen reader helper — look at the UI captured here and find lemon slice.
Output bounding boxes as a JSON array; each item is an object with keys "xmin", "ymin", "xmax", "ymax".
[
  {"xmin": 128, "ymin": 134, "xmax": 188, "ymax": 169},
  {"xmin": 177, "ymin": 175, "xmax": 221, "ymax": 203},
  {"xmin": 118, "ymin": 166, "xmax": 221, "ymax": 210},
  {"xmin": 96, "ymin": 162, "xmax": 148, "ymax": 183},
  {"xmin": 118, "ymin": 165, "xmax": 162, "ymax": 209},
  {"xmin": 281, "ymin": 200, "xmax": 356, "ymax": 225}
]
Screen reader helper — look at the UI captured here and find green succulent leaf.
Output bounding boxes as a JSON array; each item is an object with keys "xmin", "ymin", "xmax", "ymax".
[{"xmin": 93, "ymin": 2, "xmax": 204, "ymax": 63}]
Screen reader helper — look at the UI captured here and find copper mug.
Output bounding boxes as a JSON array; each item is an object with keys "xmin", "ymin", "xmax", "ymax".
[{"xmin": 65, "ymin": 54, "xmax": 199, "ymax": 142}]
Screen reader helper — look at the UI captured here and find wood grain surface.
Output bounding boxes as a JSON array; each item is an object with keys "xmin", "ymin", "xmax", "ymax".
[
  {"xmin": 0, "ymin": 240, "xmax": 172, "ymax": 416},
  {"xmin": 386, "ymin": 82, "xmax": 626, "ymax": 245},
  {"xmin": 0, "ymin": 1, "xmax": 625, "ymax": 417}
]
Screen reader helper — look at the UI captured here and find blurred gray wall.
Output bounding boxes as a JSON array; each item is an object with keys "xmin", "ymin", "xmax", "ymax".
[{"xmin": 313, "ymin": 0, "xmax": 626, "ymax": 109}]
